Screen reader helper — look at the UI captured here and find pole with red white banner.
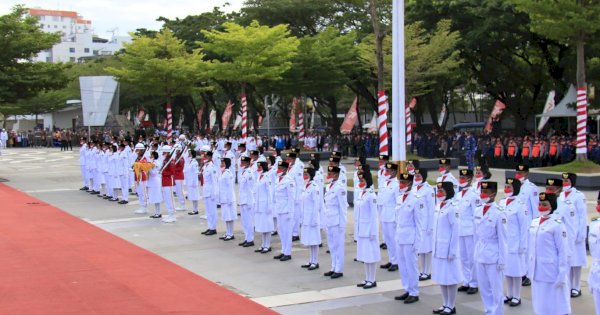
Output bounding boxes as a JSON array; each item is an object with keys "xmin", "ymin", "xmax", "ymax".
[
  {"xmin": 166, "ymin": 102, "xmax": 173, "ymax": 141},
  {"xmin": 241, "ymin": 94, "xmax": 248, "ymax": 139},
  {"xmin": 576, "ymin": 88, "xmax": 588, "ymax": 155}
]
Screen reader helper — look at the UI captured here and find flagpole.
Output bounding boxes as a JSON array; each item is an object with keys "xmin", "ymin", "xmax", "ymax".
[{"xmin": 392, "ymin": 0, "xmax": 406, "ymax": 161}]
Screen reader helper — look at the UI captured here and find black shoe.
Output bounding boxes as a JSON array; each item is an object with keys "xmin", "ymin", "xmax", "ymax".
[
  {"xmin": 388, "ymin": 264, "xmax": 398, "ymax": 272},
  {"xmin": 380, "ymin": 262, "xmax": 392, "ymax": 269},
  {"xmin": 223, "ymin": 235, "xmax": 235, "ymax": 241},
  {"xmin": 324, "ymin": 271, "xmax": 334, "ymax": 277},
  {"xmin": 279, "ymin": 255, "xmax": 291, "ymax": 261},
  {"xmin": 118, "ymin": 200, "xmax": 128, "ymax": 204},
  {"xmin": 504, "ymin": 296, "xmax": 511, "ymax": 304},
  {"xmin": 419, "ymin": 274, "xmax": 431, "ymax": 281},
  {"xmin": 432, "ymin": 306, "xmax": 446, "ymax": 314},
  {"xmin": 128, "ymin": 189, "xmax": 132, "ymax": 193},
  {"xmin": 188, "ymin": 211, "xmax": 199, "ymax": 215},
  {"xmin": 357, "ymin": 281, "xmax": 367, "ymax": 287},
  {"xmin": 307, "ymin": 263, "xmax": 319, "ymax": 270},
  {"xmin": 260, "ymin": 247, "xmax": 271, "ymax": 254},
  {"xmin": 326, "ymin": 250, "xmax": 330, "ymax": 253},
  {"xmin": 149, "ymin": 214, "xmax": 162, "ymax": 219},
  {"xmin": 509, "ymin": 298, "xmax": 521, "ymax": 306},
  {"xmin": 243, "ymin": 241, "xmax": 254, "ymax": 247},
  {"xmin": 274, "ymin": 254, "xmax": 284, "ymax": 260},
  {"xmin": 80, "ymin": 186, "xmax": 89, "ymax": 191},
  {"xmin": 319, "ymin": 244, "xmax": 322, "ymax": 247},
  {"xmin": 103, "ymin": 196, "xmax": 111, "ymax": 200},
  {"xmin": 522, "ymin": 276, "xmax": 531, "ymax": 286},
  {"xmin": 380, "ymin": 243, "xmax": 387, "ymax": 250},
  {"xmin": 363, "ymin": 281, "xmax": 377, "ymax": 289},
  {"xmin": 110, "ymin": 198, "xmax": 119, "ymax": 202},
  {"xmin": 205, "ymin": 230, "xmax": 217, "ymax": 235},
  {"xmin": 457, "ymin": 285, "xmax": 469, "ymax": 292},
  {"xmin": 404, "ymin": 296, "xmax": 419, "ymax": 304},
  {"xmin": 97, "ymin": 194, "xmax": 105, "ymax": 198},
  {"xmin": 239, "ymin": 241, "xmax": 247, "ymax": 246},
  {"xmin": 271, "ymin": 231, "xmax": 278, "ymax": 236},
  {"xmin": 292, "ymin": 235, "xmax": 300, "ymax": 241},
  {"xmin": 301, "ymin": 263, "xmax": 311, "ymax": 268},
  {"xmin": 219, "ymin": 234, "xmax": 227, "ymax": 240},
  {"xmin": 90, "ymin": 191, "xmax": 100, "ymax": 195},
  {"xmin": 466, "ymin": 287, "xmax": 478, "ymax": 295},
  {"xmin": 201, "ymin": 229, "xmax": 210, "ymax": 235},
  {"xmin": 330, "ymin": 272, "xmax": 343, "ymax": 279},
  {"xmin": 395, "ymin": 292, "xmax": 409, "ymax": 300},
  {"xmin": 571, "ymin": 289, "xmax": 582, "ymax": 298},
  {"xmin": 441, "ymin": 307, "xmax": 456, "ymax": 315}
]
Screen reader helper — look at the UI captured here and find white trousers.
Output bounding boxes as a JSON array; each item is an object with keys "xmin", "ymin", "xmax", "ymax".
[
  {"xmin": 119, "ymin": 175, "xmax": 129, "ymax": 201},
  {"xmin": 292, "ymin": 200, "xmax": 301, "ymax": 237},
  {"xmin": 397, "ymin": 244, "xmax": 419, "ymax": 296},
  {"xmin": 161, "ymin": 187, "xmax": 174, "ymax": 216},
  {"xmin": 204, "ymin": 196, "xmax": 217, "ymax": 230},
  {"xmin": 175, "ymin": 180, "xmax": 185, "ymax": 207},
  {"xmin": 326, "ymin": 225, "xmax": 345, "ymax": 273},
  {"xmin": 135, "ymin": 181, "xmax": 147, "ymax": 207},
  {"xmin": 277, "ymin": 213, "xmax": 293, "ymax": 255},
  {"xmin": 240, "ymin": 204, "xmax": 254, "ymax": 242},
  {"xmin": 382, "ymin": 222, "xmax": 397, "ymax": 264},
  {"xmin": 476, "ymin": 263, "xmax": 504, "ymax": 315},
  {"xmin": 594, "ymin": 289, "xmax": 600, "ymax": 315},
  {"xmin": 460, "ymin": 235, "xmax": 477, "ymax": 287},
  {"xmin": 80, "ymin": 165, "xmax": 87, "ymax": 187}
]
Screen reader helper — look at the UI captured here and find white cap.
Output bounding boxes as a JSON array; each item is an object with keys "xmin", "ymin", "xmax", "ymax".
[
  {"xmin": 200, "ymin": 145, "xmax": 210, "ymax": 152},
  {"xmin": 174, "ymin": 144, "xmax": 182, "ymax": 151},
  {"xmin": 134, "ymin": 143, "xmax": 145, "ymax": 150},
  {"xmin": 161, "ymin": 145, "xmax": 172, "ymax": 153},
  {"xmin": 178, "ymin": 134, "xmax": 186, "ymax": 141},
  {"xmin": 257, "ymin": 156, "xmax": 267, "ymax": 163}
]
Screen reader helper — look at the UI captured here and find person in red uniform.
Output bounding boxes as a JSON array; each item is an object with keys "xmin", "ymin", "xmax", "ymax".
[
  {"xmin": 173, "ymin": 145, "xmax": 186, "ymax": 211},
  {"xmin": 160, "ymin": 146, "xmax": 177, "ymax": 223}
]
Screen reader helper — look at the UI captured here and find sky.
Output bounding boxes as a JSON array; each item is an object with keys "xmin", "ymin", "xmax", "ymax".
[{"xmin": 1, "ymin": 0, "xmax": 244, "ymax": 38}]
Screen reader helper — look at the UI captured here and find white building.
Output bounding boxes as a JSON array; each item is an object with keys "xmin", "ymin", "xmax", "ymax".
[{"xmin": 28, "ymin": 8, "xmax": 131, "ymax": 63}]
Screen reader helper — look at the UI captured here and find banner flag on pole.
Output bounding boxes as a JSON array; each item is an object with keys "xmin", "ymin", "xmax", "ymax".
[
  {"xmin": 197, "ymin": 108, "xmax": 203, "ymax": 130},
  {"xmin": 340, "ymin": 97, "xmax": 359, "ymax": 134},
  {"xmin": 438, "ymin": 103, "xmax": 447, "ymax": 127},
  {"xmin": 537, "ymin": 91, "xmax": 555, "ymax": 132},
  {"xmin": 209, "ymin": 109, "xmax": 216, "ymax": 130},
  {"xmin": 221, "ymin": 100, "xmax": 233, "ymax": 131},
  {"xmin": 484, "ymin": 100, "xmax": 506, "ymax": 134},
  {"xmin": 290, "ymin": 97, "xmax": 297, "ymax": 132}
]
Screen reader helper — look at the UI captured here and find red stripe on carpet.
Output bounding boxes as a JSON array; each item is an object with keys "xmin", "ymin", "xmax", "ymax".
[{"xmin": 0, "ymin": 184, "xmax": 277, "ymax": 315}]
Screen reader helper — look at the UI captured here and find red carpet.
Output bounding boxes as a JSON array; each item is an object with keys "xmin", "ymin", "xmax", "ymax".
[{"xmin": 0, "ymin": 184, "xmax": 277, "ymax": 315}]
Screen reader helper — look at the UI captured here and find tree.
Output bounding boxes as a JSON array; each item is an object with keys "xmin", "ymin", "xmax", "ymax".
[
  {"xmin": 199, "ymin": 20, "xmax": 300, "ymax": 131},
  {"xmin": 107, "ymin": 29, "xmax": 209, "ymax": 133},
  {"xmin": 0, "ymin": 6, "xmax": 68, "ymax": 105},
  {"xmin": 511, "ymin": 0, "xmax": 600, "ymax": 160}
]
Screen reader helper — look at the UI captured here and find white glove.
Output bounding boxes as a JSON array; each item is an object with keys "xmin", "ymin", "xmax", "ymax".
[
  {"xmin": 497, "ymin": 264, "xmax": 505, "ymax": 271},
  {"xmin": 553, "ymin": 280, "xmax": 565, "ymax": 288}
]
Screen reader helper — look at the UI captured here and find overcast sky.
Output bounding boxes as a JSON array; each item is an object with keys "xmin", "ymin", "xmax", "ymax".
[{"xmin": 1, "ymin": 0, "xmax": 244, "ymax": 38}]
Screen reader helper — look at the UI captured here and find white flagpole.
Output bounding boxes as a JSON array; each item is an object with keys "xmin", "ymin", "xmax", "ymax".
[{"xmin": 392, "ymin": 0, "xmax": 406, "ymax": 161}]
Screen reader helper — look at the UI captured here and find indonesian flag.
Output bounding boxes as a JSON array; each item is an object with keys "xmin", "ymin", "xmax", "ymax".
[
  {"xmin": 408, "ymin": 97, "xmax": 417, "ymax": 109},
  {"xmin": 233, "ymin": 111, "xmax": 242, "ymax": 130},
  {"xmin": 438, "ymin": 103, "xmax": 447, "ymax": 127},
  {"xmin": 209, "ymin": 109, "xmax": 216, "ymax": 130},
  {"xmin": 367, "ymin": 111, "xmax": 377, "ymax": 134},
  {"xmin": 222, "ymin": 100, "xmax": 233, "ymax": 131},
  {"xmin": 197, "ymin": 108, "xmax": 203, "ymax": 130},
  {"xmin": 537, "ymin": 91, "xmax": 555, "ymax": 132},
  {"xmin": 135, "ymin": 109, "xmax": 145, "ymax": 126},
  {"xmin": 484, "ymin": 100, "xmax": 506, "ymax": 134},
  {"xmin": 258, "ymin": 114, "xmax": 263, "ymax": 127},
  {"xmin": 290, "ymin": 97, "xmax": 298, "ymax": 132},
  {"xmin": 340, "ymin": 97, "xmax": 358, "ymax": 134}
]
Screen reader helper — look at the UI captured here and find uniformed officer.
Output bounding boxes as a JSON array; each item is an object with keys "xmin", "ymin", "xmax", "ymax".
[
  {"xmin": 286, "ymin": 152, "xmax": 304, "ymax": 242},
  {"xmin": 183, "ymin": 149, "xmax": 200, "ymax": 215},
  {"xmin": 172, "ymin": 145, "xmax": 186, "ymax": 211},
  {"xmin": 515, "ymin": 163, "xmax": 539, "ymax": 287},
  {"xmin": 355, "ymin": 169, "xmax": 380, "ymax": 289},
  {"xmin": 133, "ymin": 143, "xmax": 149, "ymax": 214},
  {"xmin": 413, "ymin": 168, "xmax": 435, "ymax": 281},
  {"xmin": 117, "ymin": 144, "xmax": 130, "ymax": 204},
  {"xmin": 273, "ymin": 161, "xmax": 295, "ymax": 262},
  {"xmin": 218, "ymin": 158, "xmax": 237, "ymax": 240},
  {"xmin": 79, "ymin": 137, "xmax": 89, "ymax": 191},
  {"xmin": 456, "ymin": 169, "xmax": 480, "ymax": 295},
  {"xmin": 323, "ymin": 166, "xmax": 348, "ymax": 279},
  {"xmin": 587, "ymin": 192, "xmax": 600, "ymax": 315},
  {"xmin": 147, "ymin": 151, "xmax": 163, "ymax": 218},
  {"xmin": 200, "ymin": 149, "xmax": 219, "ymax": 235},
  {"xmin": 300, "ymin": 167, "xmax": 322, "ymax": 270},
  {"xmin": 432, "ymin": 182, "xmax": 461, "ymax": 315},
  {"xmin": 464, "ymin": 132, "xmax": 477, "ymax": 170},
  {"xmin": 353, "ymin": 156, "xmax": 367, "ymax": 242},
  {"xmin": 406, "ymin": 159, "xmax": 419, "ymax": 175},
  {"xmin": 378, "ymin": 162, "xmax": 400, "ymax": 272},
  {"xmin": 499, "ymin": 178, "xmax": 527, "ymax": 307},
  {"xmin": 310, "ymin": 153, "xmax": 323, "ymax": 191},
  {"xmin": 238, "ymin": 156, "xmax": 256, "ymax": 247},
  {"xmin": 472, "ymin": 163, "xmax": 492, "ymax": 194},
  {"xmin": 328, "ymin": 156, "xmax": 347, "ymax": 186},
  {"xmin": 556, "ymin": 172, "xmax": 588, "ymax": 298},
  {"xmin": 474, "ymin": 181, "xmax": 507, "ymax": 315},
  {"xmin": 223, "ymin": 141, "xmax": 236, "ymax": 174},
  {"xmin": 159, "ymin": 146, "xmax": 176, "ymax": 223},
  {"xmin": 254, "ymin": 161, "xmax": 274, "ymax": 253},
  {"xmin": 394, "ymin": 173, "xmax": 422, "ymax": 304},
  {"xmin": 437, "ymin": 159, "xmax": 458, "ymax": 193},
  {"xmin": 377, "ymin": 154, "xmax": 390, "ymax": 250},
  {"xmin": 529, "ymin": 193, "xmax": 570, "ymax": 315}
]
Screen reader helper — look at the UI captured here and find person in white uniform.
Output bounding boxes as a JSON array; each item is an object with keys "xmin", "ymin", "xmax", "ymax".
[
  {"xmin": 529, "ymin": 192, "xmax": 570, "ymax": 315},
  {"xmin": 254, "ymin": 161, "xmax": 274, "ymax": 254},
  {"xmin": 323, "ymin": 166, "xmax": 348, "ymax": 279},
  {"xmin": 394, "ymin": 173, "xmax": 422, "ymax": 304},
  {"xmin": 587, "ymin": 192, "xmax": 600, "ymax": 315},
  {"xmin": 172, "ymin": 145, "xmax": 187, "ymax": 211},
  {"xmin": 378, "ymin": 162, "xmax": 400, "ymax": 272},
  {"xmin": 133, "ymin": 143, "xmax": 149, "ymax": 214},
  {"xmin": 377, "ymin": 155, "xmax": 390, "ymax": 250},
  {"xmin": 406, "ymin": 159, "xmax": 419, "ymax": 175},
  {"xmin": 352, "ymin": 156, "xmax": 367, "ymax": 243},
  {"xmin": 79, "ymin": 137, "xmax": 89, "ymax": 191},
  {"xmin": 432, "ymin": 182, "xmax": 461, "ymax": 315},
  {"xmin": 200, "ymin": 149, "xmax": 219, "ymax": 235},
  {"xmin": 272, "ymin": 161, "xmax": 295, "ymax": 262},
  {"xmin": 515, "ymin": 163, "xmax": 539, "ymax": 287},
  {"xmin": 355, "ymin": 169, "xmax": 380, "ymax": 289},
  {"xmin": 268, "ymin": 155, "xmax": 279, "ymax": 236},
  {"xmin": 436, "ymin": 159, "xmax": 458, "ymax": 194},
  {"xmin": 328, "ymin": 154, "xmax": 347, "ymax": 186},
  {"xmin": 413, "ymin": 168, "xmax": 435, "ymax": 281},
  {"xmin": 218, "ymin": 158, "xmax": 237, "ymax": 241},
  {"xmin": 499, "ymin": 178, "xmax": 528, "ymax": 307},
  {"xmin": 147, "ymin": 151, "xmax": 163, "ymax": 218},
  {"xmin": 117, "ymin": 144, "xmax": 130, "ymax": 205},
  {"xmin": 183, "ymin": 150, "xmax": 200, "ymax": 215},
  {"xmin": 300, "ymin": 167, "xmax": 322, "ymax": 271},
  {"xmin": 456, "ymin": 169, "xmax": 480, "ymax": 295},
  {"xmin": 287, "ymin": 152, "xmax": 304, "ymax": 242},
  {"xmin": 474, "ymin": 181, "xmax": 507, "ymax": 315},
  {"xmin": 557, "ymin": 172, "xmax": 588, "ymax": 298},
  {"xmin": 238, "ymin": 156, "xmax": 256, "ymax": 247}
]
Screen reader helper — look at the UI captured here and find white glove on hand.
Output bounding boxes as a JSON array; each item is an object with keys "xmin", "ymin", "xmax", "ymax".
[{"xmin": 553, "ymin": 279, "xmax": 565, "ymax": 288}]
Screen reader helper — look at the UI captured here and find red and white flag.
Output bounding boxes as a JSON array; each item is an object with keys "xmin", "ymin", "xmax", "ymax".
[
  {"xmin": 209, "ymin": 109, "xmax": 216, "ymax": 130},
  {"xmin": 166, "ymin": 102, "xmax": 173, "ymax": 141},
  {"xmin": 258, "ymin": 114, "xmax": 263, "ymax": 127},
  {"xmin": 290, "ymin": 97, "xmax": 297, "ymax": 132},
  {"xmin": 484, "ymin": 100, "xmax": 506, "ymax": 134},
  {"xmin": 241, "ymin": 94, "xmax": 248, "ymax": 139},
  {"xmin": 537, "ymin": 91, "xmax": 555, "ymax": 132},
  {"xmin": 340, "ymin": 97, "xmax": 358, "ymax": 134},
  {"xmin": 233, "ymin": 111, "xmax": 242, "ymax": 130},
  {"xmin": 222, "ymin": 100, "xmax": 233, "ymax": 131},
  {"xmin": 196, "ymin": 108, "xmax": 203, "ymax": 130},
  {"xmin": 135, "ymin": 109, "xmax": 145, "ymax": 126},
  {"xmin": 438, "ymin": 103, "xmax": 447, "ymax": 127}
]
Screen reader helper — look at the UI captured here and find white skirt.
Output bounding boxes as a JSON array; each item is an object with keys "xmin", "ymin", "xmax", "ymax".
[
  {"xmin": 147, "ymin": 185, "xmax": 162, "ymax": 204},
  {"xmin": 255, "ymin": 211, "xmax": 274, "ymax": 233},
  {"xmin": 432, "ymin": 257, "xmax": 462, "ymax": 285},
  {"xmin": 588, "ymin": 263, "xmax": 600, "ymax": 292},
  {"xmin": 570, "ymin": 241, "xmax": 587, "ymax": 267},
  {"xmin": 356, "ymin": 236, "xmax": 381, "ymax": 263},
  {"xmin": 531, "ymin": 281, "xmax": 571, "ymax": 315},
  {"xmin": 301, "ymin": 225, "xmax": 321, "ymax": 246},
  {"xmin": 110, "ymin": 175, "xmax": 121, "ymax": 190},
  {"xmin": 221, "ymin": 203, "xmax": 237, "ymax": 221},
  {"xmin": 505, "ymin": 252, "xmax": 526, "ymax": 277},
  {"xmin": 186, "ymin": 185, "xmax": 200, "ymax": 201},
  {"xmin": 418, "ymin": 232, "xmax": 433, "ymax": 253}
]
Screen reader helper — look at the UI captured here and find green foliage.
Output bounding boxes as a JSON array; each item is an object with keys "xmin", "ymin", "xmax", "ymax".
[{"xmin": 541, "ymin": 160, "xmax": 600, "ymax": 174}]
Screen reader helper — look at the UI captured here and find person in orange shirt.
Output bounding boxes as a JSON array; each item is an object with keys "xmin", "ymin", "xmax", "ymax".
[
  {"xmin": 493, "ymin": 139, "xmax": 504, "ymax": 168},
  {"xmin": 548, "ymin": 138, "xmax": 560, "ymax": 166},
  {"xmin": 531, "ymin": 140, "xmax": 542, "ymax": 167}
]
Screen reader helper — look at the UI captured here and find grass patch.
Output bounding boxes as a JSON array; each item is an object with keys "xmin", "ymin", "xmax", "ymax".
[{"xmin": 540, "ymin": 160, "xmax": 600, "ymax": 174}]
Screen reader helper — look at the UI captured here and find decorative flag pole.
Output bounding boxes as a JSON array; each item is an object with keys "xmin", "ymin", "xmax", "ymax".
[
  {"xmin": 405, "ymin": 103, "xmax": 412, "ymax": 146},
  {"xmin": 377, "ymin": 91, "xmax": 389, "ymax": 155},
  {"xmin": 166, "ymin": 102, "xmax": 173, "ymax": 141},
  {"xmin": 241, "ymin": 94, "xmax": 248, "ymax": 140},
  {"xmin": 298, "ymin": 111, "xmax": 305, "ymax": 142},
  {"xmin": 392, "ymin": 0, "xmax": 406, "ymax": 161},
  {"xmin": 576, "ymin": 87, "xmax": 588, "ymax": 156}
]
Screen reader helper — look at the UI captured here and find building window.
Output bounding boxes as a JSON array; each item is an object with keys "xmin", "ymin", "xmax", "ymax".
[
  {"xmin": 46, "ymin": 57, "xmax": 51, "ymax": 62},
  {"xmin": 52, "ymin": 16, "xmax": 59, "ymax": 21},
  {"xmin": 69, "ymin": 57, "xmax": 76, "ymax": 62},
  {"xmin": 84, "ymin": 48, "xmax": 90, "ymax": 53},
  {"xmin": 69, "ymin": 47, "xmax": 75, "ymax": 53},
  {"xmin": 93, "ymin": 50, "xmax": 99, "ymax": 55}
]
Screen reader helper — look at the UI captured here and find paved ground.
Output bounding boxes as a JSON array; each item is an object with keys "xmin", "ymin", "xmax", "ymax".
[{"xmin": 0, "ymin": 147, "xmax": 597, "ymax": 314}]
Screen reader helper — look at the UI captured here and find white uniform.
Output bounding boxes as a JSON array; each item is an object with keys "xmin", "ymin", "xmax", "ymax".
[
  {"xmin": 356, "ymin": 187, "xmax": 380, "ymax": 263},
  {"xmin": 146, "ymin": 159, "xmax": 162, "ymax": 204},
  {"xmin": 218, "ymin": 168, "xmax": 237, "ymax": 222},
  {"xmin": 413, "ymin": 181, "xmax": 435, "ymax": 276},
  {"xmin": 254, "ymin": 172, "xmax": 274, "ymax": 233},
  {"xmin": 556, "ymin": 188, "xmax": 588, "ymax": 267},
  {"xmin": 324, "ymin": 180, "xmax": 348, "ymax": 273},
  {"xmin": 300, "ymin": 180, "xmax": 322, "ymax": 246},
  {"xmin": 436, "ymin": 171, "xmax": 458, "ymax": 194},
  {"xmin": 238, "ymin": 166, "xmax": 256, "ymax": 243},
  {"xmin": 519, "ymin": 179, "xmax": 540, "ymax": 220},
  {"xmin": 498, "ymin": 197, "xmax": 528, "ymax": 277},
  {"xmin": 202, "ymin": 160, "xmax": 219, "ymax": 230},
  {"xmin": 529, "ymin": 217, "xmax": 570, "ymax": 315},
  {"xmin": 587, "ymin": 218, "xmax": 600, "ymax": 315},
  {"xmin": 395, "ymin": 192, "xmax": 422, "ymax": 296},
  {"xmin": 79, "ymin": 145, "xmax": 88, "ymax": 187},
  {"xmin": 432, "ymin": 199, "xmax": 461, "ymax": 285},
  {"xmin": 118, "ymin": 150, "xmax": 130, "ymax": 202},
  {"xmin": 457, "ymin": 187, "xmax": 481, "ymax": 288},
  {"xmin": 183, "ymin": 157, "xmax": 200, "ymax": 201},
  {"xmin": 377, "ymin": 177, "xmax": 399, "ymax": 265},
  {"xmin": 289, "ymin": 162, "xmax": 304, "ymax": 237},
  {"xmin": 273, "ymin": 174, "xmax": 295, "ymax": 255},
  {"xmin": 474, "ymin": 203, "xmax": 507, "ymax": 315}
]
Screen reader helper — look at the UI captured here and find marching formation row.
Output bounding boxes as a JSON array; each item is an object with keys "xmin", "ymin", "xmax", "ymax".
[{"xmin": 78, "ymin": 136, "xmax": 600, "ymax": 315}]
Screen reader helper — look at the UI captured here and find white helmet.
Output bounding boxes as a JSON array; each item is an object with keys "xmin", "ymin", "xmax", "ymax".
[
  {"xmin": 200, "ymin": 145, "xmax": 210, "ymax": 152},
  {"xmin": 173, "ymin": 144, "xmax": 182, "ymax": 151},
  {"xmin": 134, "ymin": 143, "xmax": 145, "ymax": 150},
  {"xmin": 178, "ymin": 134, "xmax": 186, "ymax": 141},
  {"xmin": 161, "ymin": 145, "xmax": 172, "ymax": 153}
]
